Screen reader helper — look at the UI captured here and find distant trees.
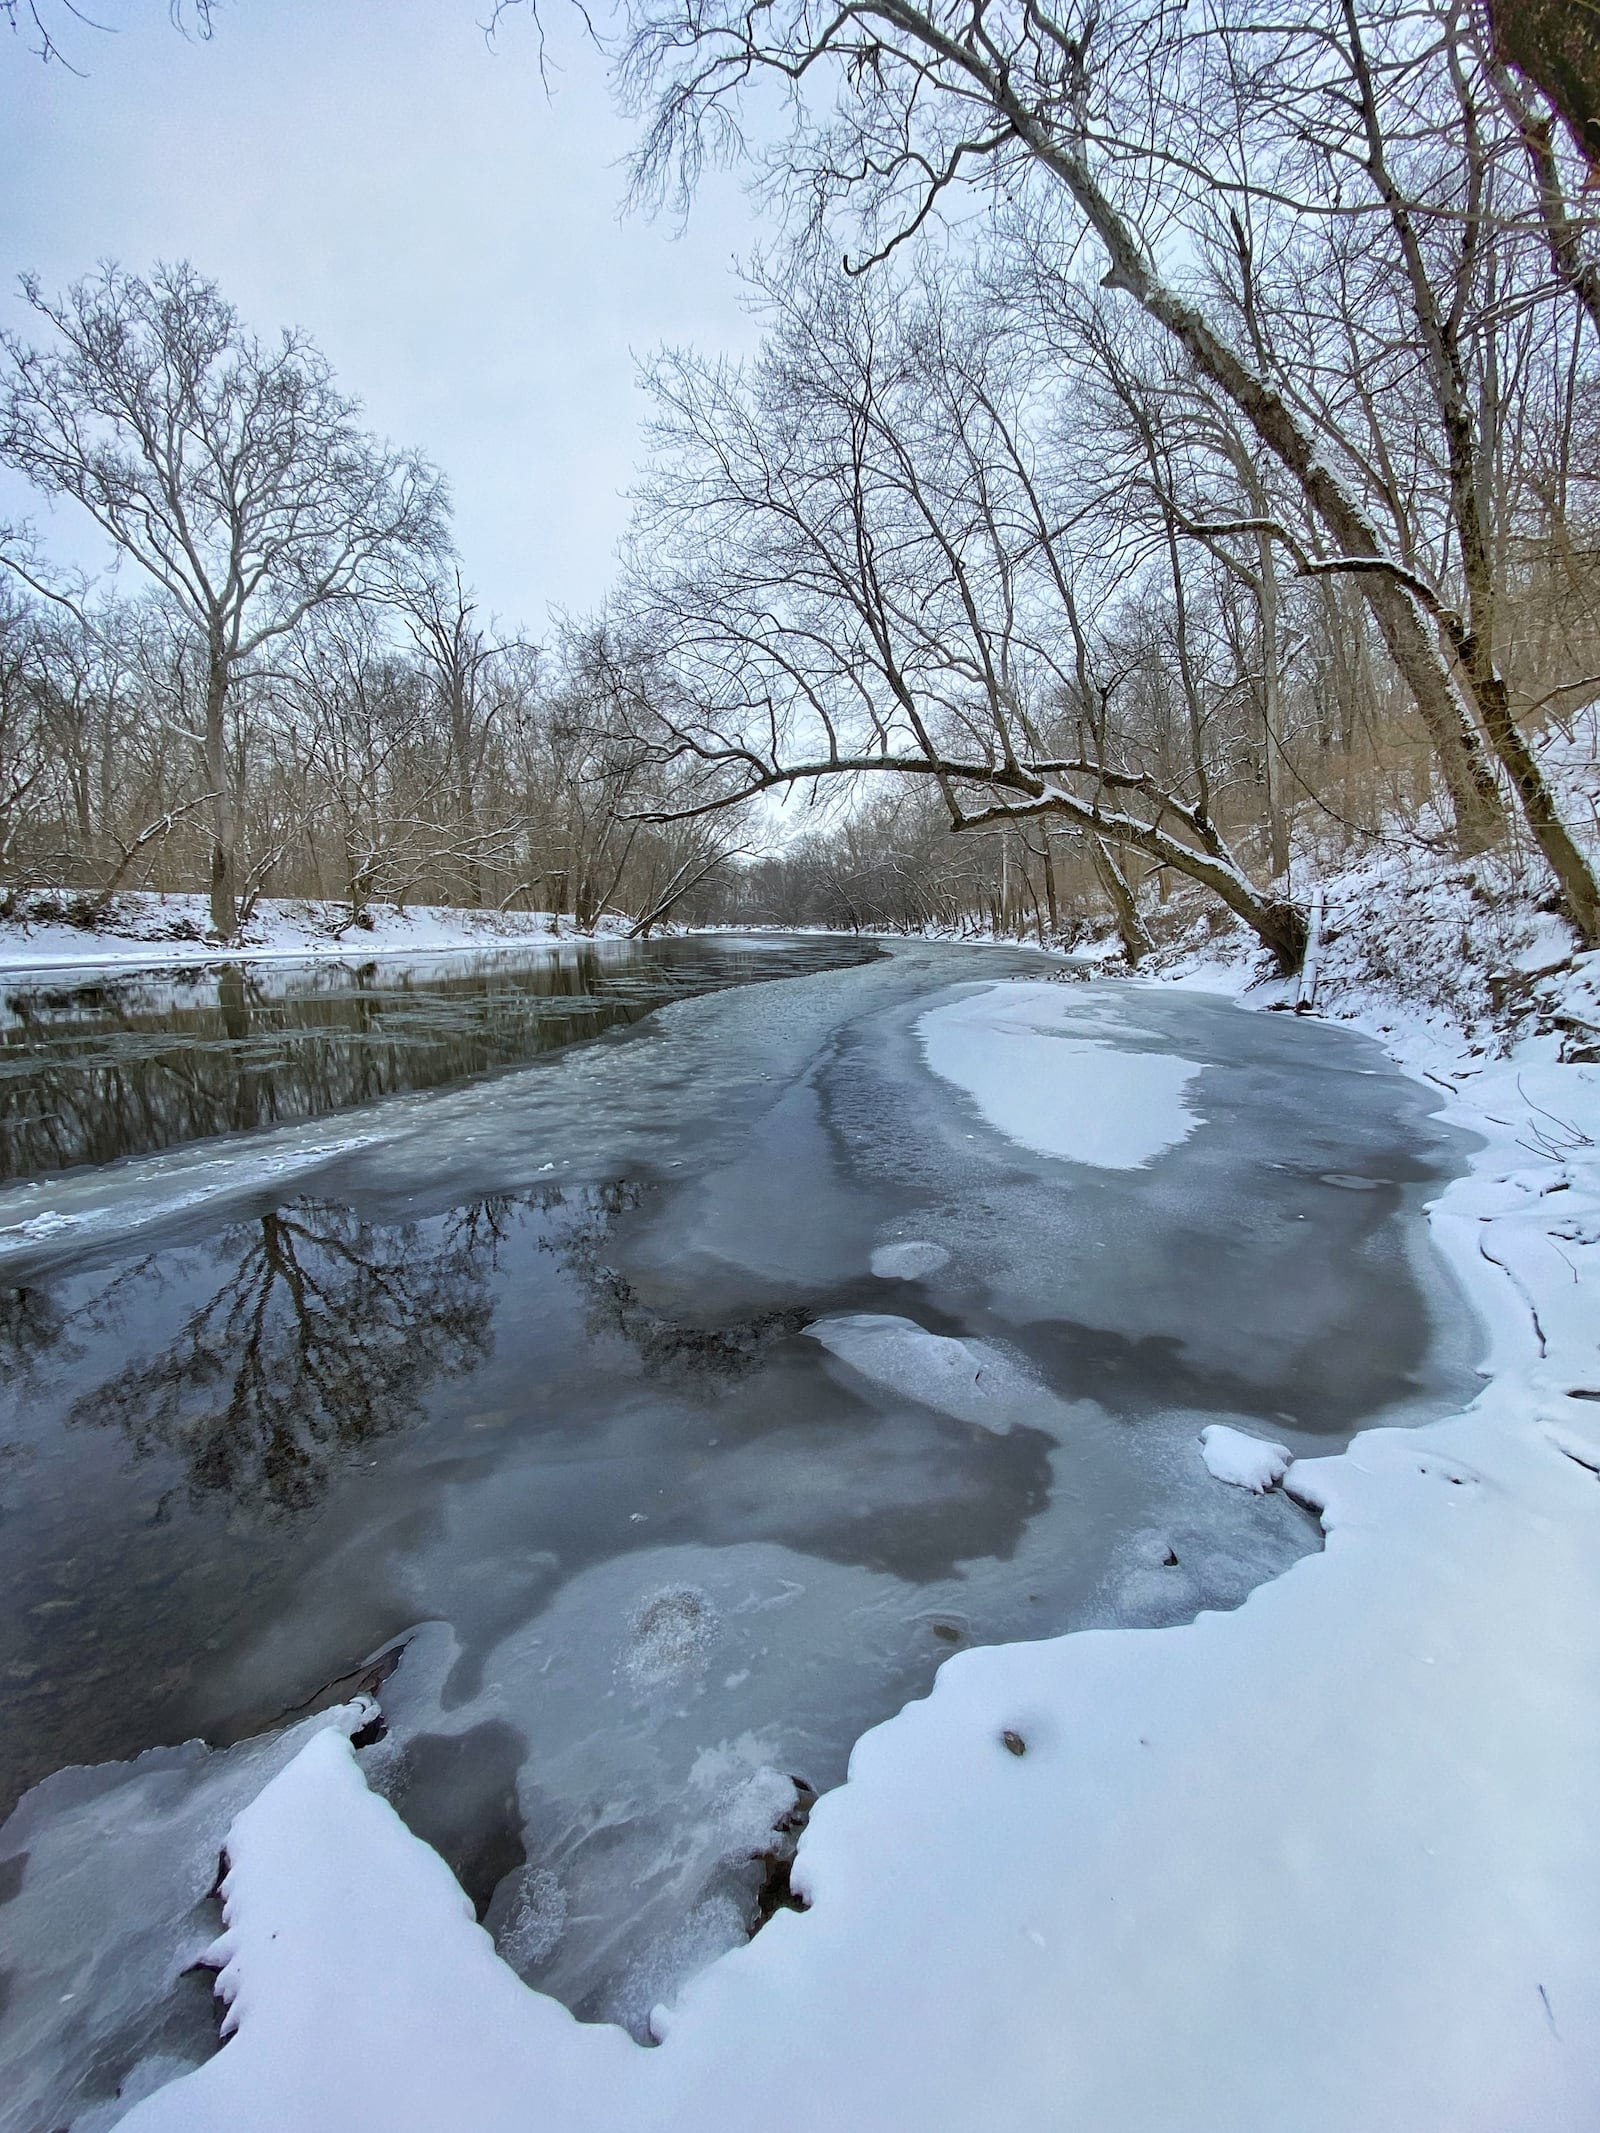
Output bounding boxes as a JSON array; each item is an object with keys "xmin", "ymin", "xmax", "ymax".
[
  {"xmin": 0, "ymin": 261, "xmax": 758, "ymax": 938},
  {"xmin": 0, "ymin": 263, "xmax": 449, "ymax": 933},
  {"xmin": 0, "ymin": 568, "xmax": 750, "ymax": 931}
]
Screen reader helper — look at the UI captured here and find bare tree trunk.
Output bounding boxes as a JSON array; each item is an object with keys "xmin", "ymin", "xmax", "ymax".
[
  {"xmin": 1257, "ymin": 526, "xmax": 1290, "ymax": 880},
  {"xmin": 1467, "ymin": 660, "xmax": 1600, "ymax": 939},
  {"xmin": 1003, "ymin": 120, "xmax": 1506, "ymax": 851},
  {"xmin": 451, "ymin": 689, "xmax": 481, "ymax": 908},
  {"xmin": 1092, "ymin": 836, "xmax": 1154, "ymax": 964},
  {"xmin": 1340, "ymin": 1, "xmax": 1600, "ymax": 944},
  {"xmin": 205, "ymin": 655, "xmax": 237, "ymax": 939}
]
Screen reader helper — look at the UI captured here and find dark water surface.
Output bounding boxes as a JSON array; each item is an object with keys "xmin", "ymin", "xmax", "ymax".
[
  {"xmin": 0, "ymin": 941, "xmax": 1482, "ymax": 2129},
  {"xmin": 0, "ymin": 936, "xmax": 876, "ymax": 1179}
]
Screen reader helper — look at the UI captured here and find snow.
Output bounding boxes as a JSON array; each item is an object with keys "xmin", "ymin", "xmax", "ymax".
[
  {"xmin": 0, "ymin": 1700, "xmax": 376, "ymax": 2133},
  {"xmin": 805, "ymin": 1312, "xmax": 1067, "ymax": 1435},
  {"xmin": 916, "ymin": 980, "xmax": 1205, "ymax": 1167},
  {"xmin": 0, "ymin": 890, "xmax": 625, "ymax": 977},
  {"xmin": 1198, "ymin": 1422, "xmax": 1294, "ymax": 1492}
]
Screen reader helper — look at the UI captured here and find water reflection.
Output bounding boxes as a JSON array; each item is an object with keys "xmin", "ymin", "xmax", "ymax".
[
  {"xmin": 0, "ymin": 1192, "xmax": 549, "ymax": 1812},
  {"xmin": 547, "ymin": 1180, "xmax": 812, "ymax": 1378},
  {"xmin": 3, "ymin": 1182, "xmax": 802, "ymax": 1533},
  {"xmin": 64, "ymin": 1198, "xmax": 524, "ymax": 1513},
  {"xmin": 0, "ymin": 937, "xmax": 874, "ymax": 1179},
  {"xmin": 0, "ymin": 1280, "xmax": 68, "ymax": 1378},
  {"xmin": 0, "ymin": 1169, "xmax": 1059, "ymax": 1817}
]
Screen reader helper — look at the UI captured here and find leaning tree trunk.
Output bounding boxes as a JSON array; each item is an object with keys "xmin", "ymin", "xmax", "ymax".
[
  {"xmin": 1468, "ymin": 656, "xmax": 1600, "ymax": 944},
  {"xmin": 1092, "ymin": 837, "xmax": 1154, "ymax": 964},
  {"xmin": 956, "ymin": 777, "xmax": 1310, "ymax": 971}
]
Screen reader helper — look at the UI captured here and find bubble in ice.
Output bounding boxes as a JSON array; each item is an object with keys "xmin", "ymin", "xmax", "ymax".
[
  {"xmin": 624, "ymin": 1584, "xmax": 718, "ymax": 1689},
  {"xmin": 870, "ymin": 1239, "xmax": 951, "ymax": 1280},
  {"xmin": 487, "ymin": 1863, "xmax": 568, "ymax": 1971},
  {"xmin": 628, "ymin": 1892, "xmax": 752, "ymax": 2042}
]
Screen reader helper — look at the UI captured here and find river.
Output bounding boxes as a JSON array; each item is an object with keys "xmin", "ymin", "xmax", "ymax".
[{"xmin": 0, "ymin": 935, "xmax": 1479, "ymax": 2130}]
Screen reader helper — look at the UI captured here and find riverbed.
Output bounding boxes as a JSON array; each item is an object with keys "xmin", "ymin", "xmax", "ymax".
[{"xmin": 0, "ymin": 936, "xmax": 1479, "ymax": 2130}]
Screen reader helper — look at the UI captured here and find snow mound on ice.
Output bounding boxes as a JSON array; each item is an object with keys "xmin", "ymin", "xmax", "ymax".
[
  {"xmin": 1199, "ymin": 1424, "xmax": 1293, "ymax": 1492},
  {"xmin": 0, "ymin": 1701, "xmax": 373, "ymax": 2133},
  {"xmin": 917, "ymin": 981, "xmax": 1204, "ymax": 1167},
  {"xmin": 869, "ymin": 1239, "xmax": 950, "ymax": 1280},
  {"xmin": 806, "ymin": 1313, "xmax": 1056, "ymax": 1435}
]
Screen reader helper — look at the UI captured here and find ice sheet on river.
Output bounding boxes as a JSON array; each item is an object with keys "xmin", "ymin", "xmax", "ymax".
[
  {"xmin": 917, "ymin": 980, "xmax": 1205, "ymax": 1167},
  {"xmin": 0, "ymin": 946, "xmax": 1483, "ymax": 2125}
]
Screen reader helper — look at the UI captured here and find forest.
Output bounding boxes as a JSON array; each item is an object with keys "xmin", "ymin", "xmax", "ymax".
[{"xmin": 2, "ymin": 0, "xmax": 1597, "ymax": 974}]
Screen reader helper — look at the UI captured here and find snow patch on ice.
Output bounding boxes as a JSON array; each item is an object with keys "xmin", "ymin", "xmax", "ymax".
[
  {"xmin": 917, "ymin": 981, "xmax": 1204, "ymax": 1167},
  {"xmin": 806, "ymin": 1313, "xmax": 1058, "ymax": 1435},
  {"xmin": 869, "ymin": 1239, "xmax": 950, "ymax": 1280},
  {"xmin": 1199, "ymin": 1424, "xmax": 1294, "ymax": 1493}
]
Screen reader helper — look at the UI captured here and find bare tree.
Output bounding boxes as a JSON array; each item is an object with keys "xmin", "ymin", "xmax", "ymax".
[
  {"xmin": 400, "ymin": 570, "xmax": 532, "ymax": 906},
  {"xmin": 0, "ymin": 261, "xmax": 449, "ymax": 935},
  {"xmin": 623, "ymin": 269, "xmax": 1311, "ymax": 965},
  {"xmin": 558, "ymin": 0, "xmax": 1527, "ymax": 861},
  {"xmin": 3, "ymin": 0, "xmax": 216, "ymax": 69}
]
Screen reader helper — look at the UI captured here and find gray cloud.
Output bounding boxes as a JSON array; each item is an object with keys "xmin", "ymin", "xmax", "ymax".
[{"xmin": 2, "ymin": 0, "xmax": 766, "ymax": 625}]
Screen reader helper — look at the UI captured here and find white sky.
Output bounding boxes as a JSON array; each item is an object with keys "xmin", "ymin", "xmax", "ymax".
[{"xmin": 2, "ymin": 0, "xmax": 769, "ymax": 630}]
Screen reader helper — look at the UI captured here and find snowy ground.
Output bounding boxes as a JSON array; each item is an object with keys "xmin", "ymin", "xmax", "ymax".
[
  {"xmin": 88, "ymin": 895, "xmax": 1600, "ymax": 2129},
  {"xmin": 0, "ymin": 890, "xmax": 625, "ymax": 975}
]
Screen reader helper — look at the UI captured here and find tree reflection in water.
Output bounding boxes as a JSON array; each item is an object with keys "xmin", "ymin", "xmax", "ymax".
[
  {"xmin": 0, "ymin": 938, "xmax": 877, "ymax": 1179},
  {"xmin": 545, "ymin": 1179, "xmax": 810, "ymax": 1378},
  {"xmin": 0, "ymin": 1278, "xmax": 73, "ymax": 1379},
  {"xmin": 65, "ymin": 1196, "xmax": 523, "ymax": 1512}
]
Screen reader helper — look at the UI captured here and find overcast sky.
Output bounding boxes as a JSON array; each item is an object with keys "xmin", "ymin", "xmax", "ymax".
[{"xmin": 2, "ymin": 0, "xmax": 768, "ymax": 628}]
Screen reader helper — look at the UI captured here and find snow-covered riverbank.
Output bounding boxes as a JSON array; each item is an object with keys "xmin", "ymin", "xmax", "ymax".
[
  {"xmin": 96, "ymin": 921, "xmax": 1600, "ymax": 2129},
  {"xmin": 0, "ymin": 891, "xmax": 626, "ymax": 976}
]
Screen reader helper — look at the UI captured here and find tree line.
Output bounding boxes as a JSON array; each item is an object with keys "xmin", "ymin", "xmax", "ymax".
[
  {"xmin": 4, "ymin": 0, "xmax": 1600, "ymax": 970},
  {"xmin": 0, "ymin": 266, "xmax": 741, "ymax": 938}
]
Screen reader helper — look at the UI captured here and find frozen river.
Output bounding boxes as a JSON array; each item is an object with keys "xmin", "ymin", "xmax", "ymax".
[{"xmin": 0, "ymin": 937, "xmax": 1479, "ymax": 2129}]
